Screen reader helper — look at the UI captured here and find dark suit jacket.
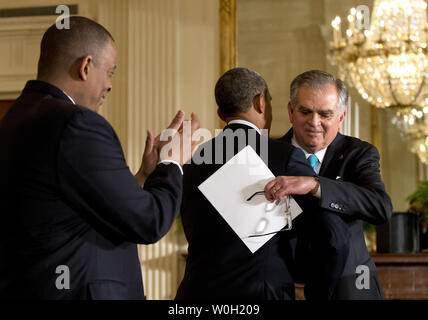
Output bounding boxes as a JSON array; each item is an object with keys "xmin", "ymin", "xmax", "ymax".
[
  {"xmin": 280, "ymin": 129, "xmax": 393, "ymax": 300},
  {"xmin": 175, "ymin": 123, "xmax": 349, "ymax": 300},
  {"xmin": 0, "ymin": 80, "xmax": 182, "ymax": 299}
]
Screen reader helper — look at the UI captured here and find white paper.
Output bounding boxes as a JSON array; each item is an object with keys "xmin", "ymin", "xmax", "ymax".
[{"xmin": 198, "ymin": 145, "xmax": 302, "ymax": 253}]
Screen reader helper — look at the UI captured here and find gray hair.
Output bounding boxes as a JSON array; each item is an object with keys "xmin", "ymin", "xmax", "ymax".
[
  {"xmin": 215, "ymin": 67, "xmax": 268, "ymax": 116},
  {"xmin": 290, "ymin": 70, "xmax": 348, "ymax": 115}
]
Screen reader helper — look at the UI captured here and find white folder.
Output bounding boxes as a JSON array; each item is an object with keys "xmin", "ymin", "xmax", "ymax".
[{"xmin": 198, "ymin": 145, "xmax": 302, "ymax": 253}]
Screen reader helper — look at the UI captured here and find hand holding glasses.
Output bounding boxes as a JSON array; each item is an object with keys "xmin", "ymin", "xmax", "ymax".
[{"xmin": 244, "ymin": 191, "xmax": 293, "ymax": 238}]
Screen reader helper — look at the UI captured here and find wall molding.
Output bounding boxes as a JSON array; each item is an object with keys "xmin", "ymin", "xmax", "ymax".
[{"xmin": 0, "ymin": 15, "xmax": 55, "ymax": 31}]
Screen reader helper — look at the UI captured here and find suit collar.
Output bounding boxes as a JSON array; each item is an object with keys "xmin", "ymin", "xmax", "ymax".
[
  {"xmin": 23, "ymin": 80, "xmax": 73, "ymax": 103},
  {"xmin": 319, "ymin": 132, "xmax": 345, "ymax": 175}
]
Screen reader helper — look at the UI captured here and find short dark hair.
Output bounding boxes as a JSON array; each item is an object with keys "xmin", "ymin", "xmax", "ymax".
[
  {"xmin": 290, "ymin": 70, "xmax": 349, "ymax": 115},
  {"xmin": 215, "ymin": 67, "xmax": 268, "ymax": 116},
  {"xmin": 37, "ymin": 16, "xmax": 114, "ymax": 79}
]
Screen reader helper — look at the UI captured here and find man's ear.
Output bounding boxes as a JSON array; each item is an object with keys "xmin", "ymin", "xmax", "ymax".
[
  {"xmin": 217, "ymin": 108, "xmax": 226, "ymax": 122},
  {"xmin": 287, "ymin": 101, "xmax": 294, "ymax": 119},
  {"xmin": 253, "ymin": 93, "xmax": 265, "ymax": 114},
  {"xmin": 338, "ymin": 109, "xmax": 346, "ymax": 128},
  {"xmin": 78, "ymin": 55, "xmax": 93, "ymax": 81}
]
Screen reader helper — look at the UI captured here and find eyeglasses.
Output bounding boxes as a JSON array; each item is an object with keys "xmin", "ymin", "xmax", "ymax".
[
  {"xmin": 244, "ymin": 192, "xmax": 293, "ymax": 238},
  {"xmin": 246, "ymin": 191, "xmax": 265, "ymax": 201}
]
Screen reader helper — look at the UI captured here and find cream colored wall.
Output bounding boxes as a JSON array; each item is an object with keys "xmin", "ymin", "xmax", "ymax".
[
  {"xmin": 0, "ymin": 0, "xmax": 219, "ymax": 299},
  {"xmin": 177, "ymin": 0, "xmax": 219, "ymax": 138},
  {"xmin": 238, "ymin": 0, "xmax": 326, "ymax": 138},
  {"xmin": 237, "ymin": 0, "xmax": 419, "ymax": 212}
]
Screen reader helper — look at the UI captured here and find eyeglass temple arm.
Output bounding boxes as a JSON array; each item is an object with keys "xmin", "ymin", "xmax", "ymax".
[{"xmin": 246, "ymin": 191, "xmax": 265, "ymax": 201}]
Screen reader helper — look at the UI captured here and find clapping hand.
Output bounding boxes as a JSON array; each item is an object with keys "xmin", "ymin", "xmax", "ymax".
[{"xmin": 135, "ymin": 110, "xmax": 200, "ymax": 186}]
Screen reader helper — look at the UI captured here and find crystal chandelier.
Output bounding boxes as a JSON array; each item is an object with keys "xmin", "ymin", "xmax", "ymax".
[{"xmin": 329, "ymin": 0, "xmax": 428, "ymax": 163}]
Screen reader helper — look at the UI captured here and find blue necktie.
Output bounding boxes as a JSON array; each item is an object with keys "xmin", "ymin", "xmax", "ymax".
[{"xmin": 308, "ymin": 154, "xmax": 318, "ymax": 174}]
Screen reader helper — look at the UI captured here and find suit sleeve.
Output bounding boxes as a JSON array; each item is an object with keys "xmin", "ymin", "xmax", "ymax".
[
  {"xmin": 319, "ymin": 145, "xmax": 392, "ymax": 225},
  {"xmin": 57, "ymin": 108, "xmax": 182, "ymax": 244}
]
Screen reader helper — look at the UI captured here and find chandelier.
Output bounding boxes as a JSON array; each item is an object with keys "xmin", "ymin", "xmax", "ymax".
[{"xmin": 329, "ymin": 0, "xmax": 428, "ymax": 163}]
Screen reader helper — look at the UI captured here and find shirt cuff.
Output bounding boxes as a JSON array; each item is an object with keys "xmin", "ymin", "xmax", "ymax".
[
  {"xmin": 158, "ymin": 160, "xmax": 183, "ymax": 175},
  {"xmin": 313, "ymin": 184, "xmax": 321, "ymax": 199}
]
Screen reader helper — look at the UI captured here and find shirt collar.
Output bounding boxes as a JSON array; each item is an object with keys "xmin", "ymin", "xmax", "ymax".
[
  {"xmin": 227, "ymin": 119, "xmax": 261, "ymax": 135},
  {"xmin": 291, "ymin": 135, "xmax": 327, "ymax": 164}
]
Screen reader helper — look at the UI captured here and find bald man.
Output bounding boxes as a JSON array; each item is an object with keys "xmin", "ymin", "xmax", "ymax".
[{"xmin": 0, "ymin": 16, "xmax": 199, "ymax": 299}]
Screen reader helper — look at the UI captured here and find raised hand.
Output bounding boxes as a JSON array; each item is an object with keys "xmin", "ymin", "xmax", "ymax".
[
  {"xmin": 135, "ymin": 129, "xmax": 160, "ymax": 186},
  {"xmin": 135, "ymin": 110, "xmax": 201, "ymax": 186},
  {"xmin": 135, "ymin": 130, "xmax": 159, "ymax": 184},
  {"xmin": 159, "ymin": 111, "xmax": 200, "ymax": 165}
]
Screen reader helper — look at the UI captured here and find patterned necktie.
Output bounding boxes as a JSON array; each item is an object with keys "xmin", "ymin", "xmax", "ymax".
[{"xmin": 308, "ymin": 154, "xmax": 318, "ymax": 174}]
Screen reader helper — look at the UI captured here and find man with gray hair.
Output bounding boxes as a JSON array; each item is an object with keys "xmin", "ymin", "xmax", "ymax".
[{"xmin": 267, "ymin": 70, "xmax": 392, "ymax": 299}]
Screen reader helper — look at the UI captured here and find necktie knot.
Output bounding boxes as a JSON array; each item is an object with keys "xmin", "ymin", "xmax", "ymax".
[{"xmin": 308, "ymin": 154, "xmax": 318, "ymax": 173}]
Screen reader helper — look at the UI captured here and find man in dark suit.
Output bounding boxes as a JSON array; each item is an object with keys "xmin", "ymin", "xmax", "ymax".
[
  {"xmin": 0, "ymin": 16, "xmax": 199, "ymax": 299},
  {"xmin": 267, "ymin": 70, "xmax": 393, "ymax": 299},
  {"xmin": 176, "ymin": 67, "xmax": 350, "ymax": 300}
]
